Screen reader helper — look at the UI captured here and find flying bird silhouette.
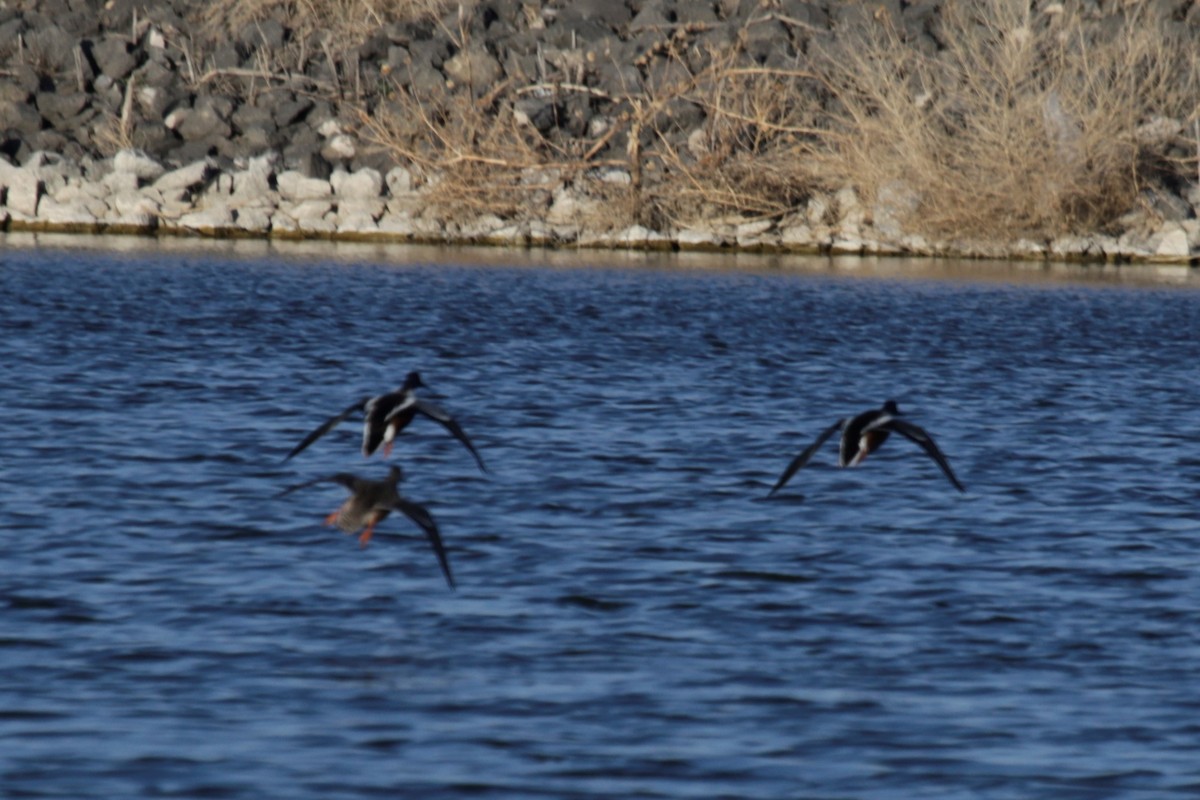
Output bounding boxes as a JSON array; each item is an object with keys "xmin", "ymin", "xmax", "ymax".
[
  {"xmin": 768, "ymin": 400, "xmax": 964, "ymax": 496},
  {"xmin": 278, "ymin": 465, "xmax": 455, "ymax": 589},
  {"xmin": 284, "ymin": 371, "xmax": 485, "ymax": 472}
]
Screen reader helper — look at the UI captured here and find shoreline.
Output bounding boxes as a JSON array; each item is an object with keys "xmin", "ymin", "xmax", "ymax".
[
  {"xmin": 1, "ymin": 152, "xmax": 1195, "ymax": 265},
  {"xmin": 5, "ymin": 228, "xmax": 1197, "ymax": 287}
]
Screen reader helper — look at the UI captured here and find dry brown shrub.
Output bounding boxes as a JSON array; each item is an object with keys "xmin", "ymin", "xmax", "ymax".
[
  {"xmin": 198, "ymin": 0, "xmax": 463, "ymax": 52},
  {"xmin": 809, "ymin": 0, "xmax": 1200, "ymax": 239},
  {"xmin": 362, "ymin": 88, "xmax": 533, "ymax": 218},
  {"xmin": 647, "ymin": 38, "xmax": 826, "ymax": 224},
  {"xmin": 360, "ymin": 79, "xmax": 626, "ymax": 221},
  {"xmin": 359, "ymin": 6, "xmax": 638, "ymax": 228}
]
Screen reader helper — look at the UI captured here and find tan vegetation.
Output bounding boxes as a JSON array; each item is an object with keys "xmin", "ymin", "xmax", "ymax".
[
  {"xmin": 203, "ymin": 0, "xmax": 1198, "ymax": 242},
  {"xmin": 198, "ymin": 0, "xmax": 462, "ymax": 48},
  {"xmin": 811, "ymin": 0, "xmax": 1200, "ymax": 239}
]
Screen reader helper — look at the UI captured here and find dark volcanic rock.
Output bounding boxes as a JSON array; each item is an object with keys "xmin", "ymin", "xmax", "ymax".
[
  {"xmin": 34, "ymin": 91, "xmax": 89, "ymax": 126},
  {"xmin": 1, "ymin": 97, "xmax": 43, "ymax": 137},
  {"xmin": 90, "ymin": 34, "xmax": 138, "ymax": 81}
]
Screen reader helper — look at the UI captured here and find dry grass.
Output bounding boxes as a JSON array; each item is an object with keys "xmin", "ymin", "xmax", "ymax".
[
  {"xmin": 649, "ymin": 44, "xmax": 827, "ymax": 224},
  {"xmin": 198, "ymin": 0, "xmax": 460, "ymax": 48},
  {"xmin": 360, "ymin": 14, "xmax": 829, "ymax": 229},
  {"xmin": 360, "ymin": 84, "xmax": 554, "ymax": 218},
  {"xmin": 808, "ymin": 0, "xmax": 1200, "ymax": 239},
  {"xmin": 353, "ymin": 0, "xmax": 1198, "ymax": 241}
]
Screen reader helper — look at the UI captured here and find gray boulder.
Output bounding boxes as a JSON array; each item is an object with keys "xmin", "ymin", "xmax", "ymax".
[{"xmin": 90, "ymin": 35, "xmax": 139, "ymax": 81}]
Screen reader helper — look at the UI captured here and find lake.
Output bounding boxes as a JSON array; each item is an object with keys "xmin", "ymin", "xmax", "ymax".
[{"xmin": 2, "ymin": 234, "xmax": 1199, "ymax": 799}]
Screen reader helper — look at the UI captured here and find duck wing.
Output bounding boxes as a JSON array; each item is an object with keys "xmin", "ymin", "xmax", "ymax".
[
  {"xmin": 767, "ymin": 419, "xmax": 844, "ymax": 497},
  {"xmin": 393, "ymin": 498, "xmax": 455, "ymax": 589},
  {"xmin": 275, "ymin": 472, "xmax": 363, "ymax": 498},
  {"xmin": 284, "ymin": 398, "xmax": 370, "ymax": 461},
  {"xmin": 402, "ymin": 398, "xmax": 487, "ymax": 473},
  {"xmin": 888, "ymin": 419, "xmax": 965, "ymax": 492}
]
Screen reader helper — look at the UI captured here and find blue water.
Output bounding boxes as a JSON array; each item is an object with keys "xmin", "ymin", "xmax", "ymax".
[{"xmin": 2, "ymin": 239, "xmax": 1199, "ymax": 799}]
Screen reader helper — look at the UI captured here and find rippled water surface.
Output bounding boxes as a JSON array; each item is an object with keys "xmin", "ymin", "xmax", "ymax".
[{"xmin": 3, "ymin": 237, "xmax": 1200, "ymax": 799}]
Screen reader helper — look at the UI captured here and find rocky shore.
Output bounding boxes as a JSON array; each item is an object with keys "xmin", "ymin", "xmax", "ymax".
[{"xmin": 2, "ymin": 0, "xmax": 1198, "ymax": 263}]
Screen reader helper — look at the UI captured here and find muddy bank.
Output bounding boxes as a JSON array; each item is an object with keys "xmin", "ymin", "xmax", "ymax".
[{"xmin": 1, "ymin": 0, "xmax": 1197, "ymax": 263}]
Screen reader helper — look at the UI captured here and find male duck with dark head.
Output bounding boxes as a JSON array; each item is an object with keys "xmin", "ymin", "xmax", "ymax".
[
  {"xmin": 767, "ymin": 400, "xmax": 965, "ymax": 496},
  {"xmin": 284, "ymin": 371, "xmax": 486, "ymax": 472},
  {"xmin": 277, "ymin": 465, "xmax": 455, "ymax": 589}
]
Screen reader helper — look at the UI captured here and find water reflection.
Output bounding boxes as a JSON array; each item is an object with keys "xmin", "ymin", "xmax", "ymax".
[{"xmin": 3, "ymin": 231, "xmax": 1196, "ymax": 288}]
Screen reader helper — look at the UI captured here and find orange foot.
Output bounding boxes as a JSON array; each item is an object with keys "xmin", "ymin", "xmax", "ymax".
[{"xmin": 358, "ymin": 522, "xmax": 377, "ymax": 548}]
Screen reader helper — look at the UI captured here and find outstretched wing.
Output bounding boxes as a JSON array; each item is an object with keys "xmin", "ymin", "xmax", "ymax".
[
  {"xmin": 393, "ymin": 498, "xmax": 455, "ymax": 590},
  {"xmin": 888, "ymin": 419, "xmax": 965, "ymax": 492},
  {"xmin": 767, "ymin": 419, "xmax": 844, "ymax": 497},
  {"xmin": 405, "ymin": 398, "xmax": 487, "ymax": 473},
  {"xmin": 283, "ymin": 398, "xmax": 369, "ymax": 461},
  {"xmin": 275, "ymin": 472, "xmax": 362, "ymax": 498}
]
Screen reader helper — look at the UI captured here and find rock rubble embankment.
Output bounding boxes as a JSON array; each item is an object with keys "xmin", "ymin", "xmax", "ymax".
[{"xmin": 1, "ymin": 0, "xmax": 1198, "ymax": 263}]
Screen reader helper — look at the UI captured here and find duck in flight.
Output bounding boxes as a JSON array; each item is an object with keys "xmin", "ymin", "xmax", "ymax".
[
  {"xmin": 283, "ymin": 371, "xmax": 486, "ymax": 472},
  {"xmin": 277, "ymin": 465, "xmax": 455, "ymax": 589},
  {"xmin": 767, "ymin": 400, "xmax": 965, "ymax": 496}
]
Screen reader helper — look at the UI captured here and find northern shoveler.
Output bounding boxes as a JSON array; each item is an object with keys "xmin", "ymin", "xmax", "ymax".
[
  {"xmin": 768, "ymin": 400, "xmax": 965, "ymax": 496},
  {"xmin": 284, "ymin": 371, "xmax": 486, "ymax": 472},
  {"xmin": 278, "ymin": 465, "xmax": 455, "ymax": 589}
]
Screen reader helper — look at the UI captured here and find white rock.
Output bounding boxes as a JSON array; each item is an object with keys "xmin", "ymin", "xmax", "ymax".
[
  {"xmin": 378, "ymin": 213, "xmax": 441, "ymax": 238},
  {"xmin": 458, "ymin": 214, "xmax": 506, "ymax": 240},
  {"xmin": 320, "ymin": 134, "xmax": 356, "ymax": 161},
  {"xmin": 547, "ymin": 187, "xmax": 605, "ymax": 226},
  {"xmin": 526, "ymin": 220, "xmax": 556, "ymax": 246},
  {"xmin": 874, "ymin": 180, "xmax": 919, "ymax": 239},
  {"xmin": 164, "ymin": 107, "xmax": 188, "ymax": 130},
  {"xmin": 900, "ymin": 234, "xmax": 932, "ymax": 255},
  {"xmin": 36, "ymin": 196, "xmax": 98, "ymax": 226},
  {"xmin": 235, "ymin": 207, "xmax": 272, "ymax": 233},
  {"xmin": 284, "ymin": 199, "xmax": 333, "ymax": 222},
  {"xmin": 1012, "ymin": 238, "xmax": 1045, "ymax": 257},
  {"xmin": 6, "ymin": 170, "xmax": 41, "ymax": 217},
  {"xmin": 612, "ymin": 224, "xmax": 669, "ymax": 247},
  {"xmin": 337, "ymin": 212, "xmax": 379, "ymax": 234},
  {"xmin": 155, "ymin": 160, "xmax": 212, "ymax": 192},
  {"xmin": 331, "ymin": 168, "xmax": 383, "ymax": 199},
  {"xmin": 23, "ymin": 151, "xmax": 79, "ymax": 194},
  {"xmin": 1186, "ymin": 182, "xmax": 1200, "ymax": 211},
  {"xmin": 385, "ymin": 166, "xmax": 414, "ymax": 196},
  {"xmin": 806, "ymin": 194, "xmax": 830, "ymax": 225},
  {"xmin": 110, "ymin": 191, "xmax": 160, "ymax": 219},
  {"xmin": 231, "ymin": 153, "xmax": 277, "ymax": 199},
  {"xmin": 677, "ymin": 227, "xmax": 727, "ymax": 249},
  {"xmin": 830, "ymin": 235, "xmax": 865, "ymax": 254},
  {"xmin": 103, "ymin": 171, "xmax": 140, "ymax": 194},
  {"xmin": 276, "ymin": 170, "xmax": 332, "ymax": 201},
  {"xmin": 1181, "ymin": 219, "xmax": 1200, "ymax": 249},
  {"xmin": 177, "ymin": 206, "xmax": 233, "ymax": 231},
  {"xmin": 596, "ymin": 168, "xmax": 632, "ymax": 186},
  {"xmin": 834, "ymin": 186, "xmax": 865, "ymax": 228},
  {"xmin": 270, "ymin": 211, "xmax": 299, "ymax": 234},
  {"xmin": 1050, "ymin": 235, "xmax": 1093, "ymax": 258},
  {"xmin": 297, "ymin": 214, "xmax": 337, "ymax": 234},
  {"xmin": 112, "ymin": 149, "xmax": 165, "ymax": 181},
  {"xmin": 780, "ymin": 224, "xmax": 820, "ymax": 249},
  {"xmin": 1154, "ymin": 224, "xmax": 1190, "ymax": 259},
  {"xmin": 377, "ymin": 213, "xmax": 418, "ymax": 237},
  {"xmin": 736, "ymin": 219, "xmax": 773, "ymax": 239},
  {"xmin": 493, "ymin": 224, "xmax": 537, "ymax": 245},
  {"xmin": 336, "ymin": 197, "xmax": 385, "ymax": 220}
]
